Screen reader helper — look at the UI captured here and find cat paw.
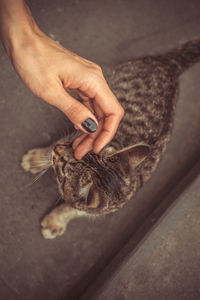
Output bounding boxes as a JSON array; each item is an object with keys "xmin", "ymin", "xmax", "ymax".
[
  {"xmin": 41, "ymin": 214, "xmax": 66, "ymax": 239},
  {"xmin": 21, "ymin": 148, "xmax": 51, "ymax": 174}
]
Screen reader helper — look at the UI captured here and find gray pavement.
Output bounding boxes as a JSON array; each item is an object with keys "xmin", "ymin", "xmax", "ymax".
[
  {"xmin": 86, "ymin": 161, "xmax": 200, "ymax": 300},
  {"xmin": 0, "ymin": 0, "xmax": 200, "ymax": 299}
]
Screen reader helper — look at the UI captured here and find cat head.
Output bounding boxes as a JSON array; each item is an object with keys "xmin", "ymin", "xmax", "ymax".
[{"xmin": 52, "ymin": 140, "xmax": 149, "ymax": 215}]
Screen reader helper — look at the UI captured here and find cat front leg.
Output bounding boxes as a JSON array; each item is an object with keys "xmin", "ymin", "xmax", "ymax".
[
  {"xmin": 21, "ymin": 145, "xmax": 53, "ymax": 174},
  {"xmin": 41, "ymin": 204, "xmax": 86, "ymax": 239}
]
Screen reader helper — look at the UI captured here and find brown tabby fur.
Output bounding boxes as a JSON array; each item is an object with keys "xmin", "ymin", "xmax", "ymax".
[{"xmin": 21, "ymin": 40, "xmax": 200, "ymax": 239}]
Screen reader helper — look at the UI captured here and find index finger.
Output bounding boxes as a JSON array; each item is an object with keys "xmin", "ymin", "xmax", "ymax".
[
  {"xmin": 93, "ymin": 112, "xmax": 122, "ymax": 153},
  {"xmin": 79, "ymin": 71, "xmax": 124, "ymax": 117},
  {"xmin": 78, "ymin": 73, "xmax": 124, "ymax": 152},
  {"xmin": 93, "ymin": 80, "xmax": 124, "ymax": 152}
]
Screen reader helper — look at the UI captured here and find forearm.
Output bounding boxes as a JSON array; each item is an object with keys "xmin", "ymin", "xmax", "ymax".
[{"xmin": 0, "ymin": 0, "xmax": 39, "ymax": 56}]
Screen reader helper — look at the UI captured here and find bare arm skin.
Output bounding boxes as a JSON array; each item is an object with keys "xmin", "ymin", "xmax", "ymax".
[{"xmin": 0, "ymin": 0, "xmax": 124, "ymax": 159}]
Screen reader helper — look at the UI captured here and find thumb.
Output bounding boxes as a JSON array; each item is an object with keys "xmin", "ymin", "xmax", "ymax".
[{"xmin": 51, "ymin": 86, "xmax": 98, "ymax": 133}]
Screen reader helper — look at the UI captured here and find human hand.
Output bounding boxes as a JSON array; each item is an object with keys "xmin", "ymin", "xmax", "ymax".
[{"xmin": 0, "ymin": 1, "xmax": 124, "ymax": 159}]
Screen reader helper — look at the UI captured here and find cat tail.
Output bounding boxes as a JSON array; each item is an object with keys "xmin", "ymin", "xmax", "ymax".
[{"xmin": 167, "ymin": 39, "xmax": 200, "ymax": 74}]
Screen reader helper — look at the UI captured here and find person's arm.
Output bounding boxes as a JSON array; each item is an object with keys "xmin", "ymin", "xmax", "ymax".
[{"xmin": 0, "ymin": 0, "xmax": 124, "ymax": 159}]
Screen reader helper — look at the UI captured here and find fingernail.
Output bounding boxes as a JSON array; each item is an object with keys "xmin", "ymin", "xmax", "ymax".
[{"xmin": 82, "ymin": 118, "xmax": 98, "ymax": 133}]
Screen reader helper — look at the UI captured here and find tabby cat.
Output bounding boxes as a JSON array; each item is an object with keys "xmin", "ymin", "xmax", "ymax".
[{"xmin": 21, "ymin": 39, "xmax": 200, "ymax": 239}]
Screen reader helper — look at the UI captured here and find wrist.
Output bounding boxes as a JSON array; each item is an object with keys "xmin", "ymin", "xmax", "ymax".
[{"xmin": 0, "ymin": 0, "xmax": 40, "ymax": 57}]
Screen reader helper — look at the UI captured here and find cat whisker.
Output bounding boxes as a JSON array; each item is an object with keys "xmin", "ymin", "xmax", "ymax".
[
  {"xmin": 24, "ymin": 168, "xmax": 50, "ymax": 189},
  {"xmin": 54, "ymin": 195, "xmax": 63, "ymax": 206},
  {"xmin": 29, "ymin": 161, "xmax": 52, "ymax": 166},
  {"xmin": 33, "ymin": 156, "xmax": 51, "ymax": 161},
  {"xmin": 31, "ymin": 160, "xmax": 51, "ymax": 164}
]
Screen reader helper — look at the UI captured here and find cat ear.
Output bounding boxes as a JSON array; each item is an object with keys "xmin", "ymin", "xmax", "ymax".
[
  {"xmin": 87, "ymin": 184, "xmax": 100, "ymax": 208},
  {"xmin": 79, "ymin": 183, "xmax": 100, "ymax": 209},
  {"xmin": 107, "ymin": 144, "xmax": 150, "ymax": 170}
]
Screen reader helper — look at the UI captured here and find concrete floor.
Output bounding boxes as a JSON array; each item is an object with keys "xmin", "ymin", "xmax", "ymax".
[
  {"xmin": 86, "ymin": 161, "xmax": 200, "ymax": 300},
  {"xmin": 0, "ymin": 0, "xmax": 200, "ymax": 299}
]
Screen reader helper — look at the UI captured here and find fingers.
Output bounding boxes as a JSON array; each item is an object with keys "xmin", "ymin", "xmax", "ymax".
[
  {"xmin": 72, "ymin": 78, "xmax": 124, "ymax": 158},
  {"xmin": 78, "ymin": 73, "xmax": 124, "ymax": 153},
  {"xmin": 7, "ymin": 24, "xmax": 123, "ymax": 160},
  {"xmin": 91, "ymin": 100, "xmax": 122, "ymax": 153},
  {"xmin": 59, "ymin": 58, "xmax": 124, "ymax": 158},
  {"xmin": 93, "ymin": 114, "xmax": 120, "ymax": 153},
  {"xmin": 43, "ymin": 84, "xmax": 98, "ymax": 134},
  {"xmin": 72, "ymin": 99, "xmax": 103, "ymax": 159},
  {"xmin": 72, "ymin": 132, "xmax": 87, "ymax": 150},
  {"xmin": 57, "ymin": 73, "xmax": 123, "ymax": 158},
  {"xmin": 42, "ymin": 60, "xmax": 123, "ymax": 159},
  {"xmin": 73, "ymin": 118, "xmax": 103, "ymax": 159},
  {"xmin": 74, "ymin": 135, "xmax": 94, "ymax": 159},
  {"xmin": 88, "ymin": 97, "xmax": 123, "ymax": 153},
  {"xmin": 73, "ymin": 112, "xmax": 120, "ymax": 159}
]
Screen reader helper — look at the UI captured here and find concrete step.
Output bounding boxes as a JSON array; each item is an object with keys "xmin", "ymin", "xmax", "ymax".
[{"xmin": 80, "ymin": 160, "xmax": 200, "ymax": 300}]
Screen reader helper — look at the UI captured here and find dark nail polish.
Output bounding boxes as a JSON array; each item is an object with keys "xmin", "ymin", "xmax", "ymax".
[{"xmin": 82, "ymin": 118, "xmax": 98, "ymax": 133}]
